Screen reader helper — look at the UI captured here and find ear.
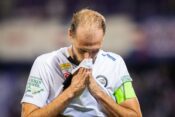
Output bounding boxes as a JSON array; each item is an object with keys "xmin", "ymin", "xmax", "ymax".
[{"xmin": 67, "ymin": 28, "xmax": 73, "ymax": 43}]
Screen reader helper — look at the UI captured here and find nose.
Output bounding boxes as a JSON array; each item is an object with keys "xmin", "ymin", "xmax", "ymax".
[
  {"xmin": 84, "ymin": 52, "xmax": 90, "ymax": 58},
  {"xmin": 84, "ymin": 52, "xmax": 90, "ymax": 59}
]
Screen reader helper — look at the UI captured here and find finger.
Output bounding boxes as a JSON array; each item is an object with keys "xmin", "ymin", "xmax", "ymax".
[
  {"xmin": 78, "ymin": 69, "xmax": 87, "ymax": 82},
  {"xmin": 85, "ymin": 70, "xmax": 91, "ymax": 83},
  {"xmin": 78, "ymin": 67, "xmax": 83, "ymax": 74},
  {"xmin": 80, "ymin": 68, "xmax": 86, "ymax": 77},
  {"xmin": 86, "ymin": 69, "xmax": 91, "ymax": 75},
  {"xmin": 84, "ymin": 69, "xmax": 90, "ymax": 79}
]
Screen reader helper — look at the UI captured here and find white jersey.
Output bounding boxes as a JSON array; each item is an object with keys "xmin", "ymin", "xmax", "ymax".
[{"xmin": 21, "ymin": 46, "xmax": 132, "ymax": 117}]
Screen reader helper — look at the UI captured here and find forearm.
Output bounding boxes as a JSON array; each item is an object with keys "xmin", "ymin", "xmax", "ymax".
[
  {"xmin": 24, "ymin": 87, "xmax": 76, "ymax": 117},
  {"xmin": 93, "ymin": 91, "xmax": 141, "ymax": 117},
  {"xmin": 88, "ymin": 78, "xmax": 141, "ymax": 117}
]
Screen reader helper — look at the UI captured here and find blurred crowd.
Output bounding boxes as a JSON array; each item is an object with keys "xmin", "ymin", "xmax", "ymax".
[{"xmin": 0, "ymin": 0, "xmax": 175, "ymax": 117}]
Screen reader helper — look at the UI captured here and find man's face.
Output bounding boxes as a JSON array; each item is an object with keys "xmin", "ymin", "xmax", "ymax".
[{"xmin": 70, "ymin": 26, "xmax": 104, "ymax": 63}]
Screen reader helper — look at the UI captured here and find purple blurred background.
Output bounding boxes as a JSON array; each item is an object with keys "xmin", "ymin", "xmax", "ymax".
[{"xmin": 0, "ymin": 0, "xmax": 175, "ymax": 117}]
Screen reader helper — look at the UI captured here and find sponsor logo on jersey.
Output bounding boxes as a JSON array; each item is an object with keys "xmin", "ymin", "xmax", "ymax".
[
  {"xmin": 59, "ymin": 63, "xmax": 72, "ymax": 70},
  {"xmin": 96, "ymin": 75, "xmax": 108, "ymax": 87}
]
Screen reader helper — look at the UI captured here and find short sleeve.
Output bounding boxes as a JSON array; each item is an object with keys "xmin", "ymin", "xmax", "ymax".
[
  {"xmin": 21, "ymin": 57, "xmax": 50, "ymax": 107},
  {"xmin": 114, "ymin": 56, "xmax": 132, "ymax": 89}
]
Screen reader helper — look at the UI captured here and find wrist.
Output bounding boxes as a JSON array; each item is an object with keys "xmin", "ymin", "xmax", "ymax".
[
  {"xmin": 66, "ymin": 85, "xmax": 81, "ymax": 97},
  {"xmin": 89, "ymin": 83, "xmax": 102, "ymax": 96},
  {"xmin": 64, "ymin": 86, "xmax": 77, "ymax": 99}
]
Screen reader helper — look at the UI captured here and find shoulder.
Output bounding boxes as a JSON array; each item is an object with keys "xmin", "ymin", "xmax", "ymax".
[
  {"xmin": 35, "ymin": 50, "xmax": 57, "ymax": 65},
  {"xmin": 34, "ymin": 47, "xmax": 67, "ymax": 67}
]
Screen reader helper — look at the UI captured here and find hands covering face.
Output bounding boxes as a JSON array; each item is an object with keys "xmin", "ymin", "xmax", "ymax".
[
  {"xmin": 70, "ymin": 67, "xmax": 100, "ymax": 97},
  {"xmin": 69, "ymin": 54, "xmax": 101, "ymax": 97}
]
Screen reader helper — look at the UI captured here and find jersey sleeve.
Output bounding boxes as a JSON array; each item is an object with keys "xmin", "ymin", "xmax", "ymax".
[
  {"xmin": 115, "ymin": 56, "xmax": 132, "ymax": 88},
  {"xmin": 21, "ymin": 57, "xmax": 50, "ymax": 107},
  {"xmin": 113, "ymin": 56, "xmax": 136, "ymax": 103}
]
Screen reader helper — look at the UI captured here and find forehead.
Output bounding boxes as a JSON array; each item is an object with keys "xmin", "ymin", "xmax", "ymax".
[{"xmin": 75, "ymin": 26, "xmax": 103, "ymax": 47}]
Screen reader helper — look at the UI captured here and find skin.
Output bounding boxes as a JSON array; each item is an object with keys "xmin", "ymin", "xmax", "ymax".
[
  {"xmin": 68, "ymin": 25, "xmax": 103, "ymax": 63},
  {"xmin": 21, "ymin": 24, "xmax": 142, "ymax": 117}
]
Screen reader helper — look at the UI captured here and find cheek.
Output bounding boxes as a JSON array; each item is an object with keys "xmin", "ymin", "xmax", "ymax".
[
  {"xmin": 77, "ymin": 54, "xmax": 84, "ymax": 60},
  {"xmin": 74, "ymin": 50, "xmax": 84, "ymax": 60}
]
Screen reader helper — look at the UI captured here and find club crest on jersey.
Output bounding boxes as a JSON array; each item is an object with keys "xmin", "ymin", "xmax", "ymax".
[
  {"xmin": 59, "ymin": 63, "xmax": 71, "ymax": 70},
  {"xmin": 96, "ymin": 75, "xmax": 108, "ymax": 87}
]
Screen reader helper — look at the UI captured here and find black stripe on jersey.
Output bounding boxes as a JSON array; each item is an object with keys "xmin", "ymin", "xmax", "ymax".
[{"xmin": 67, "ymin": 56, "xmax": 80, "ymax": 66}]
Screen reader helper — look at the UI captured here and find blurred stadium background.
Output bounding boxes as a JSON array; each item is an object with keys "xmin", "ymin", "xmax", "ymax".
[{"xmin": 0, "ymin": 0, "xmax": 175, "ymax": 117}]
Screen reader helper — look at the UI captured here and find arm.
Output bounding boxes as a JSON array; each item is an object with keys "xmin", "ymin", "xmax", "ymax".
[
  {"xmin": 22, "ymin": 87, "xmax": 76, "ymax": 117},
  {"xmin": 21, "ymin": 68, "xmax": 89, "ymax": 117},
  {"xmin": 88, "ymin": 74, "xmax": 142, "ymax": 117}
]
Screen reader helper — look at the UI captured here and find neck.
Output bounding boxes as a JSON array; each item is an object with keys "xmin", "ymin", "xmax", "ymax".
[{"xmin": 68, "ymin": 46, "xmax": 80, "ymax": 65}]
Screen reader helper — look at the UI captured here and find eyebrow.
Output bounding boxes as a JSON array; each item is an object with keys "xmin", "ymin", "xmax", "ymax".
[{"xmin": 78, "ymin": 48, "xmax": 99, "ymax": 52}]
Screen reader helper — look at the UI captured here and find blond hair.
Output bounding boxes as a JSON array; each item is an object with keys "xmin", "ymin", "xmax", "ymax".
[{"xmin": 70, "ymin": 9, "xmax": 106, "ymax": 37}]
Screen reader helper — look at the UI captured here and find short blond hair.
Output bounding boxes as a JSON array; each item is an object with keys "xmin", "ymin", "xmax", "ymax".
[{"xmin": 70, "ymin": 9, "xmax": 106, "ymax": 37}]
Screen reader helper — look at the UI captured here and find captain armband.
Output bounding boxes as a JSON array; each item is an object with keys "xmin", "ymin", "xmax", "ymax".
[{"xmin": 113, "ymin": 82, "xmax": 136, "ymax": 104}]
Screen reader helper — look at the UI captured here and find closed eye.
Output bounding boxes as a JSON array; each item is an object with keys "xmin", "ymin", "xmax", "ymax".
[
  {"xmin": 78, "ymin": 48, "xmax": 99, "ymax": 56},
  {"xmin": 78, "ymin": 49, "xmax": 87, "ymax": 54}
]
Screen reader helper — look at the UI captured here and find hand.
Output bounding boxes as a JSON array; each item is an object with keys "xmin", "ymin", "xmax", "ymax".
[
  {"xmin": 88, "ymin": 71, "xmax": 103, "ymax": 97},
  {"xmin": 69, "ymin": 68, "xmax": 90, "ymax": 97}
]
